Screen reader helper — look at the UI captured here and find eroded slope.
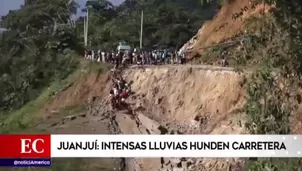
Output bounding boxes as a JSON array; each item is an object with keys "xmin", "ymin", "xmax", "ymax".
[
  {"xmin": 124, "ymin": 66, "xmax": 246, "ymax": 132},
  {"xmin": 121, "ymin": 66, "xmax": 248, "ymax": 170},
  {"xmin": 35, "ymin": 64, "xmax": 249, "ymax": 171},
  {"xmin": 182, "ymin": 0, "xmax": 271, "ymax": 59}
]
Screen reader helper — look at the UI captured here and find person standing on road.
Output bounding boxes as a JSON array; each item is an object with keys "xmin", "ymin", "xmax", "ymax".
[
  {"xmin": 111, "ymin": 51, "xmax": 115, "ymax": 64},
  {"xmin": 170, "ymin": 51, "xmax": 174, "ymax": 64},
  {"xmin": 153, "ymin": 50, "xmax": 157, "ymax": 65},
  {"xmin": 88, "ymin": 50, "xmax": 92, "ymax": 60},
  {"xmin": 115, "ymin": 51, "xmax": 120, "ymax": 69},
  {"xmin": 101, "ymin": 51, "xmax": 106, "ymax": 63},
  {"xmin": 97, "ymin": 49, "xmax": 101, "ymax": 62},
  {"xmin": 93, "ymin": 50, "xmax": 97, "ymax": 61},
  {"xmin": 127, "ymin": 49, "xmax": 133, "ymax": 64},
  {"xmin": 106, "ymin": 52, "xmax": 110, "ymax": 63},
  {"xmin": 84, "ymin": 49, "xmax": 88, "ymax": 59},
  {"xmin": 180, "ymin": 52, "xmax": 186, "ymax": 64}
]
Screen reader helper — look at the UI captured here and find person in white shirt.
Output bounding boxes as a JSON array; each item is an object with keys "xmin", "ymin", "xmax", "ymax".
[
  {"xmin": 101, "ymin": 51, "xmax": 105, "ymax": 62},
  {"xmin": 106, "ymin": 90, "xmax": 116, "ymax": 110},
  {"xmin": 87, "ymin": 50, "xmax": 92, "ymax": 60},
  {"xmin": 91, "ymin": 50, "xmax": 95, "ymax": 61},
  {"xmin": 113, "ymin": 84, "xmax": 120, "ymax": 105},
  {"xmin": 97, "ymin": 50, "xmax": 101, "ymax": 62}
]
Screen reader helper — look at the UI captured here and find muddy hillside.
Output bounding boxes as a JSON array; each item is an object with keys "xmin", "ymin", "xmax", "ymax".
[{"xmin": 181, "ymin": 0, "xmax": 271, "ymax": 59}]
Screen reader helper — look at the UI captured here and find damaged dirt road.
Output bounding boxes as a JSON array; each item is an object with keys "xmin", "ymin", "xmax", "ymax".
[
  {"xmin": 39, "ymin": 64, "xmax": 247, "ymax": 171},
  {"xmin": 86, "ymin": 64, "xmax": 247, "ymax": 171}
]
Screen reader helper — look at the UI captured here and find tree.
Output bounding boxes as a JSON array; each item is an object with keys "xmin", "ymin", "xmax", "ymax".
[
  {"xmin": 0, "ymin": 0, "xmax": 81, "ymax": 111},
  {"xmin": 84, "ymin": 0, "xmax": 220, "ymax": 49}
]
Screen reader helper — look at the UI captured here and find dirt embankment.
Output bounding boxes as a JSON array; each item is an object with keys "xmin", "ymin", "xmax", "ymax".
[
  {"xmin": 43, "ymin": 71, "xmax": 111, "ymax": 117},
  {"xmin": 41, "ymin": 65, "xmax": 248, "ymax": 171},
  {"xmin": 124, "ymin": 66, "xmax": 246, "ymax": 132},
  {"xmin": 182, "ymin": 0, "xmax": 271, "ymax": 59},
  {"xmin": 119, "ymin": 66, "xmax": 247, "ymax": 171}
]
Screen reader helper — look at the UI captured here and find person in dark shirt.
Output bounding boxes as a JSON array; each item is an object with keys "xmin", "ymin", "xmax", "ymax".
[
  {"xmin": 115, "ymin": 53, "xmax": 120, "ymax": 69},
  {"xmin": 180, "ymin": 53, "xmax": 186, "ymax": 64},
  {"xmin": 88, "ymin": 50, "xmax": 92, "ymax": 60},
  {"xmin": 119, "ymin": 51, "xmax": 123, "ymax": 65},
  {"xmin": 128, "ymin": 50, "xmax": 133, "ymax": 64}
]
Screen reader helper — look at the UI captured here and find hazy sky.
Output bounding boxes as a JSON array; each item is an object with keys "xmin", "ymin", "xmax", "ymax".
[{"xmin": 0, "ymin": 0, "xmax": 124, "ymax": 16}]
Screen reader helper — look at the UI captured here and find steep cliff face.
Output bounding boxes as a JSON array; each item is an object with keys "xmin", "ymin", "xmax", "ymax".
[
  {"xmin": 123, "ymin": 66, "xmax": 246, "ymax": 133},
  {"xmin": 120, "ymin": 66, "xmax": 247, "ymax": 170},
  {"xmin": 180, "ymin": 0, "xmax": 271, "ymax": 59}
]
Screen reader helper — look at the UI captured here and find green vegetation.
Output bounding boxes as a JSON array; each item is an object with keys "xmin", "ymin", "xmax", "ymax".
[
  {"xmin": 0, "ymin": 0, "xmax": 82, "ymax": 114},
  {"xmin": 245, "ymin": 65, "xmax": 291, "ymax": 135},
  {"xmin": 241, "ymin": 0, "xmax": 302, "ymax": 170},
  {"xmin": 0, "ymin": 58, "xmax": 111, "ymax": 134},
  {"xmin": 0, "ymin": 68, "xmax": 84, "ymax": 134},
  {"xmin": 81, "ymin": 0, "xmax": 220, "ymax": 49}
]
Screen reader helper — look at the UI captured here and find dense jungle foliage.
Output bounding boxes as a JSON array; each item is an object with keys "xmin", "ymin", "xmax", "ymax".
[
  {"xmin": 244, "ymin": 0, "xmax": 302, "ymax": 170},
  {"xmin": 0, "ymin": 0, "xmax": 81, "ymax": 112},
  {"xmin": 79, "ymin": 0, "xmax": 220, "ymax": 49},
  {"xmin": 0, "ymin": 0, "xmax": 219, "ymax": 113}
]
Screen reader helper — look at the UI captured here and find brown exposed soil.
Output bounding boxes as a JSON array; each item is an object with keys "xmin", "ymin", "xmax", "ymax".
[
  {"xmin": 186, "ymin": 0, "xmax": 272, "ymax": 59},
  {"xmin": 35, "ymin": 64, "xmax": 248, "ymax": 171},
  {"xmin": 124, "ymin": 66, "xmax": 246, "ymax": 128},
  {"xmin": 42, "ymin": 71, "xmax": 111, "ymax": 117},
  {"xmin": 290, "ymin": 102, "xmax": 302, "ymax": 134},
  {"xmin": 120, "ymin": 65, "xmax": 248, "ymax": 170}
]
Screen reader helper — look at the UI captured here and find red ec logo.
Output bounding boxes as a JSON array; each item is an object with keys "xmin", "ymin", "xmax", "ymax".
[
  {"xmin": 0, "ymin": 135, "xmax": 51, "ymax": 158},
  {"xmin": 20, "ymin": 139, "xmax": 45, "ymax": 154}
]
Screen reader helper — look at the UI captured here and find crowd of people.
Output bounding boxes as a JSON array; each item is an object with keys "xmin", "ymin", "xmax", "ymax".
[
  {"xmin": 84, "ymin": 48, "xmax": 187, "ymax": 68},
  {"xmin": 84, "ymin": 48, "xmax": 228, "ymax": 110},
  {"xmin": 89, "ymin": 48, "xmax": 185, "ymax": 110}
]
